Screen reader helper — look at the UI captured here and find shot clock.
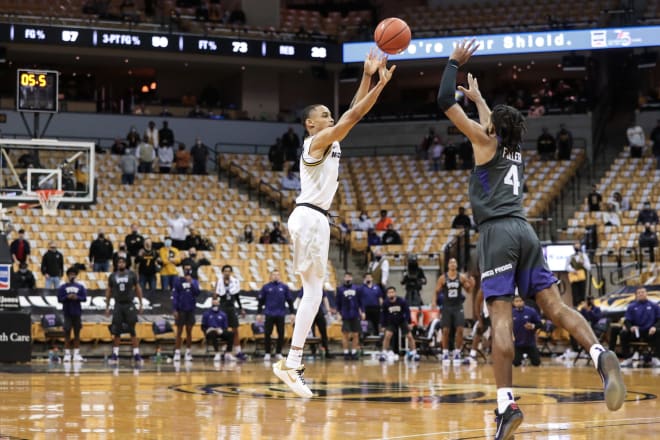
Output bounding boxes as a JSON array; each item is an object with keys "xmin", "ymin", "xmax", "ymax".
[{"xmin": 16, "ymin": 69, "xmax": 59, "ymax": 113}]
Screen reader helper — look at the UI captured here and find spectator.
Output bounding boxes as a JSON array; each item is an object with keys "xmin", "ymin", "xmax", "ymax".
[
  {"xmin": 268, "ymin": 138, "xmax": 285, "ymax": 171},
  {"xmin": 611, "ymin": 192, "xmax": 630, "ymax": 212},
  {"xmin": 190, "ymin": 137, "xmax": 209, "ymax": 175},
  {"xmin": 281, "ymin": 127, "xmax": 300, "ymax": 163},
  {"xmin": 458, "ymin": 136, "xmax": 474, "ymax": 169},
  {"xmin": 528, "ymin": 97, "xmax": 545, "ymax": 118},
  {"xmin": 159, "ymin": 121, "xmax": 174, "ymax": 147},
  {"xmin": 165, "ymin": 212, "xmax": 192, "ymax": 250},
  {"xmin": 184, "ymin": 228, "xmax": 204, "ymax": 251},
  {"xmin": 367, "ymin": 248, "xmax": 390, "ymax": 292},
  {"xmin": 281, "ymin": 170, "xmax": 300, "ymax": 191},
  {"xmin": 243, "ymin": 225, "xmax": 254, "ymax": 243},
  {"xmin": 12, "ymin": 262, "xmax": 35, "ymax": 290},
  {"xmin": 124, "ymin": 224, "xmax": 144, "ymax": 264},
  {"xmin": 367, "ymin": 228, "xmax": 381, "ymax": 246},
  {"xmin": 379, "ymin": 286, "xmax": 420, "ymax": 362},
  {"xmin": 626, "ymin": 122, "xmax": 646, "ymax": 158},
  {"xmin": 375, "ymin": 210, "xmax": 393, "ymax": 231},
  {"xmin": 353, "ymin": 211, "xmax": 373, "ymax": 231},
  {"xmin": 180, "ymin": 247, "xmax": 211, "ymax": 280},
  {"xmin": 213, "ymin": 264, "xmax": 248, "ymax": 361},
  {"xmin": 359, "ymin": 272, "xmax": 384, "ymax": 336},
  {"xmin": 382, "ymin": 223, "xmax": 403, "ymax": 245},
  {"xmin": 89, "ymin": 232, "xmax": 113, "ymax": 272},
  {"xmin": 269, "ymin": 221, "xmax": 287, "ymax": 244},
  {"xmin": 603, "ymin": 203, "xmax": 621, "ymax": 227},
  {"xmin": 257, "ymin": 269, "xmax": 295, "ymax": 361},
  {"xmin": 451, "ymin": 206, "xmax": 473, "ymax": 230},
  {"xmin": 188, "ymin": 105, "xmax": 206, "ymax": 118},
  {"xmin": 556, "ymin": 123, "xmax": 574, "ymax": 160},
  {"xmin": 158, "ymin": 237, "xmax": 181, "ymax": 292},
  {"xmin": 651, "ymin": 119, "xmax": 660, "ymax": 169},
  {"xmin": 201, "ymin": 299, "xmax": 235, "ymax": 362},
  {"xmin": 537, "ymin": 127, "xmax": 556, "ymax": 161},
  {"xmin": 338, "ymin": 217, "xmax": 351, "ymax": 235},
  {"xmin": 430, "ymin": 137, "xmax": 443, "ymax": 171},
  {"xmin": 112, "ymin": 243, "xmax": 131, "ymax": 272},
  {"xmin": 120, "ymin": 149, "xmax": 139, "ymax": 185},
  {"xmin": 443, "ymin": 142, "xmax": 458, "ymax": 170},
  {"xmin": 10, "ymin": 228, "xmax": 30, "ymax": 264},
  {"xmin": 57, "ymin": 267, "xmax": 87, "ymax": 363},
  {"xmin": 619, "ymin": 287, "xmax": 660, "ymax": 367},
  {"xmin": 144, "ymin": 121, "xmax": 159, "ymax": 149},
  {"xmin": 636, "ymin": 201, "xmax": 659, "ymax": 225},
  {"xmin": 402, "ymin": 254, "xmax": 426, "ymax": 306},
  {"xmin": 587, "ymin": 185, "xmax": 602, "ymax": 212},
  {"xmin": 512, "ymin": 296, "xmax": 542, "ymax": 366},
  {"xmin": 136, "ymin": 134, "xmax": 156, "ymax": 173},
  {"xmin": 135, "ymin": 238, "xmax": 160, "ymax": 296},
  {"xmin": 41, "ymin": 241, "xmax": 64, "ymax": 290},
  {"xmin": 418, "ymin": 127, "xmax": 435, "ymax": 160},
  {"xmin": 172, "ymin": 264, "xmax": 201, "ymax": 362},
  {"xmin": 639, "ymin": 223, "xmax": 658, "ymax": 263},
  {"xmin": 160, "ymin": 107, "xmax": 172, "ymax": 116},
  {"xmin": 336, "ymin": 272, "xmax": 364, "ymax": 360},
  {"xmin": 228, "ymin": 6, "xmax": 246, "ymax": 25},
  {"xmin": 111, "ymin": 138, "xmax": 128, "ymax": 155},
  {"xmin": 173, "ymin": 143, "xmax": 191, "ymax": 174},
  {"xmin": 259, "ymin": 228, "xmax": 271, "ymax": 244},
  {"xmin": 567, "ymin": 241, "xmax": 591, "ymax": 307},
  {"xmin": 126, "ymin": 126, "xmax": 140, "ymax": 150},
  {"xmin": 157, "ymin": 143, "xmax": 174, "ymax": 174}
]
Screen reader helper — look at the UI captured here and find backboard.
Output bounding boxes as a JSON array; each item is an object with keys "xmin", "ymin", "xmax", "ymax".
[{"xmin": 0, "ymin": 138, "xmax": 95, "ymax": 205}]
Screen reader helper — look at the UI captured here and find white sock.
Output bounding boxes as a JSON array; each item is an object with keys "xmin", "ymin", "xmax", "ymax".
[
  {"xmin": 286, "ymin": 348, "xmax": 303, "ymax": 369},
  {"xmin": 133, "ymin": 347, "xmax": 140, "ymax": 355},
  {"xmin": 497, "ymin": 388, "xmax": 515, "ymax": 414},
  {"xmin": 344, "ymin": 349, "xmax": 349, "ymax": 354},
  {"xmin": 454, "ymin": 349, "xmax": 461, "ymax": 356},
  {"xmin": 175, "ymin": 349, "xmax": 181, "ymax": 355},
  {"xmin": 290, "ymin": 273, "xmax": 323, "ymax": 348},
  {"xmin": 185, "ymin": 348, "xmax": 191, "ymax": 355},
  {"xmin": 74, "ymin": 349, "xmax": 80, "ymax": 355},
  {"xmin": 351, "ymin": 349, "xmax": 357, "ymax": 355},
  {"xmin": 443, "ymin": 349, "xmax": 449, "ymax": 355},
  {"xmin": 65, "ymin": 349, "xmax": 71, "ymax": 356},
  {"xmin": 411, "ymin": 349, "xmax": 417, "ymax": 355},
  {"xmin": 235, "ymin": 345, "xmax": 242, "ymax": 354},
  {"xmin": 112, "ymin": 346, "xmax": 119, "ymax": 355},
  {"xmin": 590, "ymin": 344, "xmax": 606, "ymax": 367},
  {"xmin": 470, "ymin": 349, "xmax": 477, "ymax": 358}
]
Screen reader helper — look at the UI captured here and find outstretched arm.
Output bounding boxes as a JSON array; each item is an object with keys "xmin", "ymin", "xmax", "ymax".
[{"xmin": 350, "ymin": 48, "xmax": 380, "ymax": 109}]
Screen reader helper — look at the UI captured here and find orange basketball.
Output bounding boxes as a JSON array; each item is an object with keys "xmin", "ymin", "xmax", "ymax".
[{"xmin": 374, "ymin": 17, "xmax": 411, "ymax": 55}]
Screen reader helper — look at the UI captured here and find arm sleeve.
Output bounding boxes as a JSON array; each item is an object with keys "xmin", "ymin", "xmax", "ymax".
[
  {"xmin": 381, "ymin": 259, "xmax": 390, "ymax": 285},
  {"xmin": 437, "ymin": 59, "xmax": 460, "ymax": 111}
]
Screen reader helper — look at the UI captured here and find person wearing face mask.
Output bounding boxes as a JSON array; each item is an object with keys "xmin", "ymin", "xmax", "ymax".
[
  {"xmin": 567, "ymin": 241, "xmax": 591, "ymax": 308},
  {"xmin": 105, "ymin": 256, "xmax": 144, "ymax": 365},
  {"xmin": 190, "ymin": 137, "xmax": 209, "ymax": 175},
  {"xmin": 12, "ymin": 262, "xmax": 36, "ymax": 290},
  {"xmin": 368, "ymin": 248, "xmax": 390, "ymax": 292},
  {"xmin": 214, "ymin": 265, "xmax": 247, "ymax": 361},
  {"xmin": 243, "ymin": 225, "xmax": 254, "ymax": 244},
  {"xmin": 401, "ymin": 254, "xmax": 427, "ymax": 307},
  {"xmin": 352, "ymin": 211, "xmax": 373, "ymax": 231},
  {"xmin": 257, "ymin": 270, "xmax": 296, "ymax": 361},
  {"xmin": 89, "ymin": 232, "xmax": 114, "ymax": 272},
  {"xmin": 202, "ymin": 299, "xmax": 235, "ymax": 362},
  {"xmin": 379, "ymin": 286, "xmax": 419, "ymax": 362},
  {"xmin": 124, "ymin": 224, "xmax": 144, "ymax": 266},
  {"xmin": 112, "ymin": 243, "xmax": 132, "ymax": 273},
  {"xmin": 180, "ymin": 247, "xmax": 211, "ymax": 280},
  {"xmin": 158, "ymin": 237, "xmax": 181, "ymax": 292},
  {"xmin": 359, "ymin": 272, "xmax": 384, "ymax": 336},
  {"xmin": 172, "ymin": 264, "xmax": 201, "ymax": 362},
  {"xmin": 136, "ymin": 239, "xmax": 160, "ymax": 296},
  {"xmin": 41, "ymin": 241, "xmax": 64, "ymax": 290},
  {"xmin": 511, "ymin": 296, "xmax": 542, "ymax": 367},
  {"xmin": 57, "ymin": 268, "xmax": 87, "ymax": 363},
  {"xmin": 165, "ymin": 212, "xmax": 193, "ymax": 250},
  {"xmin": 336, "ymin": 272, "xmax": 364, "ymax": 360},
  {"xmin": 638, "ymin": 222, "xmax": 658, "ymax": 264}
]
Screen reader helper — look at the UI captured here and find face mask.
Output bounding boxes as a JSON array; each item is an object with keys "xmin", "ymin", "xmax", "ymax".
[
  {"xmin": 164, "ymin": 240, "xmax": 172, "ymax": 247},
  {"xmin": 375, "ymin": 255, "xmax": 382, "ymax": 261},
  {"xmin": 19, "ymin": 269, "xmax": 27, "ymax": 273},
  {"xmin": 344, "ymin": 281, "xmax": 352, "ymax": 287},
  {"xmin": 190, "ymin": 253, "xmax": 197, "ymax": 258},
  {"xmin": 360, "ymin": 215, "xmax": 366, "ymax": 220},
  {"xmin": 212, "ymin": 306, "xmax": 219, "ymax": 311}
]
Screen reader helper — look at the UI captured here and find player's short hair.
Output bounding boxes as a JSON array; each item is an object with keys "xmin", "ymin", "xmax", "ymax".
[
  {"xmin": 302, "ymin": 104, "xmax": 324, "ymax": 137},
  {"xmin": 116, "ymin": 256, "xmax": 127, "ymax": 262},
  {"xmin": 344, "ymin": 271, "xmax": 353, "ymax": 277},
  {"xmin": 222, "ymin": 264, "xmax": 233, "ymax": 272},
  {"xmin": 386, "ymin": 286, "xmax": 396, "ymax": 293},
  {"xmin": 66, "ymin": 267, "xmax": 78, "ymax": 275},
  {"xmin": 490, "ymin": 104, "xmax": 526, "ymax": 151}
]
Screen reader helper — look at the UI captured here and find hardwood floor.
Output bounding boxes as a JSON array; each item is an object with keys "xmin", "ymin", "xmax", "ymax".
[{"xmin": 0, "ymin": 358, "xmax": 657, "ymax": 439}]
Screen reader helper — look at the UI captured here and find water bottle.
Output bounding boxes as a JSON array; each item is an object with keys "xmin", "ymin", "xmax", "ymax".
[
  {"xmin": 155, "ymin": 348, "xmax": 162, "ymax": 364},
  {"xmin": 522, "ymin": 353, "xmax": 529, "ymax": 366}
]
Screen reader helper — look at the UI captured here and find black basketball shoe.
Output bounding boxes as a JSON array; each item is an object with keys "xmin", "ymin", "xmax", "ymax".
[
  {"xmin": 494, "ymin": 402, "xmax": 523, "ymax": 440},
  {"xmin": 597, "ymin": 350, "xmax": 626, "ymax": 411}
]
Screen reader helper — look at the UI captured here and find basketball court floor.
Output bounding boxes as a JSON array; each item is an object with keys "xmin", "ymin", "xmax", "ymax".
[{"xmin": 0, "ymin": 357, "xmax": 658, "ymax": 439}]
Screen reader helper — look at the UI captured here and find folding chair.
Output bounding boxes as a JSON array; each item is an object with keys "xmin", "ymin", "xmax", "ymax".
[
  {"xmin": 41, "ymin": 312, "xmax": 65, "ymax": 350},
  {"xmin": 537, "ymin": 319, "xmax": 555, "ymax": 356}
]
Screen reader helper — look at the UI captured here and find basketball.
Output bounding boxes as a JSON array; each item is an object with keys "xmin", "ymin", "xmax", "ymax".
[{"xmin": 374, "ymin": 17, "xmax": 411, "ymax": 55}]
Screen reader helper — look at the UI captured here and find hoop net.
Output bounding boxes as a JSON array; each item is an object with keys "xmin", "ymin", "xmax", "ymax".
[{"xmin": 36, "ymin": 189, "xmax": 64, "ymax": 216}]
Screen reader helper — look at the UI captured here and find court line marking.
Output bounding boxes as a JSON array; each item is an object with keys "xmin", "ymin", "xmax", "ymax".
[{"xmin": 377, "ymin": 416, "xmax": 660, "ymax": 439}]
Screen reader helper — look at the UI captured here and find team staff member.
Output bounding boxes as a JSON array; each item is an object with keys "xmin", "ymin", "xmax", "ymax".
[
  {"xmin": 257, "ymin": 270, "xmax": 295, "ymax": 361},
  {"xmin": 57, "ymin": 267, "xmax": 87, "ymax": 363},
  {"xmin": 359, "ymin": 272, "xmax": 384, "ymax": 336},
  {"xmin": 201, "ymin": 299, "xmax": 235, "ymax": 362},
  {"xmin": 105, "ymin": 256, "xmax": 143, "ymax": 364},
  {"xmin": 336, "ymin": 272, "xmax": 365, "ymax": 360},
  {"xmin": 214, "ymin": 265, "xmax": 247, "ymax": 361},
  {"xmin": 172, "ymin": 264, "xmax": 201, "ymax": 362},
  {"xmin": 512, "ymin": 296, "xmax": 542, "ymax": 367},
  {"xmin": 273, "ymin": 50, "xmax": 396, "ymax": 397},
  {"xmin": 379, "ymin": 286, "xmax": 419, "ymax": 362}
]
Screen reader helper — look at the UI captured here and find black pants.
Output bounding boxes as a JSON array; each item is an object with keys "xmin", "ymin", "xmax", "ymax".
[
  {"xmin": 571, "ymin": 281, "xmax": 586, "ymax": 307},
  {"xmin": 619, "ymin": 328, "xmax": 660, "ymax": 358},
  {"xmin": 364, "ymin": 305, "xmax": 380, "ymax": 336},
  {"xmin": 311, "ymin": 310, "xmax": 329, "ymax": 351},
  {"xmin": 206, "ymin": 330, "xmax": 234, "ymax": 352},
  {"xmin": 513, "ymin": 345, "xmax": 541, "ymax": 366},
  {"xmin": 264, "ymin": 315, "xmax": 285, "ymax": 354},
  {"xmin": 405, "ymin": 289, "xmax": 423, "ymax": 307}
]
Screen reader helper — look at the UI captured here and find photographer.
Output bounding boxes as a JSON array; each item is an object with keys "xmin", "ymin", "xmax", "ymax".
[
  {"xmin": 401, "ymin": 254, "xmax": 427, "ymax": 306},
  {"xmin": 567, "ymin": 241, "xmax": 591, "ymax": 307},
  {"xmin": 638, "ymin": 222, "xmax": 658, "ymax": 263}
]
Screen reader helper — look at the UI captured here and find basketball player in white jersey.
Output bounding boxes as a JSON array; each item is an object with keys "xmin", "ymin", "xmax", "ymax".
[{"xmin": 273, "ymin": 50, "xmax": 396, "ymax": 397}]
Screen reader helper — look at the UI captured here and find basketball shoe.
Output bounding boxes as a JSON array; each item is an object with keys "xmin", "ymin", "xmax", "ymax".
[
  {"xmin": 494, "ymin": 402, "xmax": 523, "ymax": 440},
  {"xmin": 597, "ymin": 350, "xmax": 626, "ymax": 411},
  {"xmin": 272, "ymin": 360, "xmax": 314, "ymax": 398}
]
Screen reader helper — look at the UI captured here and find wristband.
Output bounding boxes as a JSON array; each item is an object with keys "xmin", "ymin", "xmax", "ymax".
[{"xmin": 448, "ymin": 59, "xmax": 460, "ymax": 68}]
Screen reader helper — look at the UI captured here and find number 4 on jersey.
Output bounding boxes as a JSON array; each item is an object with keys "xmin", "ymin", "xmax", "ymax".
[{"xmin": 504, "ymin": 165, "xmax": 520, "ymax": 195}]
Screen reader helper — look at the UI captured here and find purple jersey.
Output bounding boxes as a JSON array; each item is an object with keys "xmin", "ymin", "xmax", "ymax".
[
  {"xmin": 512, "ymin": 305, "xmax": 541, "ymax": 347},
  {"xmin": 381, "ymin": 296, "xmax": 410, "ymax": 326},
  {"xmin": 336, "ymin": 284, "xmax": 363, "ymax": 319},
  {"xmin": 57, "ymin": 282, "xmax": 87, "ymax": 317}
]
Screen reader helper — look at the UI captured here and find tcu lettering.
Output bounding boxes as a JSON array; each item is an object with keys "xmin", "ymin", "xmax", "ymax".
[
  {"xmin": 65, "ymin": 286, "xmax": 80, "ymax": 294},
  {"xmin": 388, "ymin": 305, "xmax": 401, "ymax": 313},
  {"xmin": 344, "ymin": 289, "xmax": 356, "ymax": 297}
]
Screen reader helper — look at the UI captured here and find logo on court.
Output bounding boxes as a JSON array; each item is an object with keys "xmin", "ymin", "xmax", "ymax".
[{"xmin": 170, "ymin": 381, "xmax": 655, "ymax": 405}]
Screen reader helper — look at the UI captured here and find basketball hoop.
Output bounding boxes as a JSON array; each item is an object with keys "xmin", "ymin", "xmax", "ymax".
[{"xmin": 36, "ymin": 189, "xmax": 64, "ymax": 216}]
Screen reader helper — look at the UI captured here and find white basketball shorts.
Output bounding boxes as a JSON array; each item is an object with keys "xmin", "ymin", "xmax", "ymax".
[{"xmin": 288, "ymin": 205, "xmax": 330, "ymax": 279}]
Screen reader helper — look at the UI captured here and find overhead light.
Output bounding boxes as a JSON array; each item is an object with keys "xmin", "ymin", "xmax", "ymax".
[
  {"xmin": 141, "ymin": 85, "xmax": 149, "ymax": 93},
  {"xmin": 150, "ymin": 81, "xmax": 157, "ymax": 90}
]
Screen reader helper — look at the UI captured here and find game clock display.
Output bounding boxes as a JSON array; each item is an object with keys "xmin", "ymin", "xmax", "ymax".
[{"xmin": 16, "ymin": 69, "xmax": 59, "ymax": 113}]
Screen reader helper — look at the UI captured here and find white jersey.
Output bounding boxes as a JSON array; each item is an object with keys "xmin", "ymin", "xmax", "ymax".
[{"xmin": 295, "ymin": 136, "xmax": 340, "ymax": 211}]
